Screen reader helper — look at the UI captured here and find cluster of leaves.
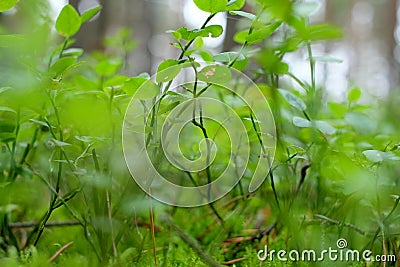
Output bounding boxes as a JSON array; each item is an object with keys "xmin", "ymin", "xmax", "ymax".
[{"xmin": 0, "ymin": 0, "xmax": 399, "ymax": 266}]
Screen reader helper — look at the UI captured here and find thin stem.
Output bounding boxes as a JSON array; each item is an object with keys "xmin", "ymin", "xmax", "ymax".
[
  {"xmin": 307, "ymin": 42, "xmax": 316, "ymax": 92},
  {"xmin": 30, "ymin": 92, "xmax": 64, "ymax": 246},
  {"xmin": 149, "ymin": 196, "xmax": 158, "ymax": 266},
  {"xmin": 287, "ymin": 72, "xmax": 307, "ymax": 91},
  {"xmin": 249, "ymin": 113, "xmax": 280, "ymax": 209}
]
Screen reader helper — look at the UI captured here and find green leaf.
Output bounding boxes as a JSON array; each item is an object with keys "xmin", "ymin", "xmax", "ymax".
[
  {"xmin": 315, "ymin": 120, "xmax": 336, "ymax": 135},
  {"xmin": 347, "ymin": 87, "xmax": 362, "ymax": 102},
  {"xmin": 302, "ymin": 24, "xmax": 342, "ymax": 41},
  {"xmin": 258, "ymin": 50, "xmax": 288, "ymax": 74},
  {"xmin": 174, "ymin": 25, "xmax": 223, "ymax": 41},
  {"xmin": 0, "ymin": 119, "xmax": 16, "ymax": 133},
  {"xmin": 231, "ymin": 57, "xmax": 249, "ymax": 71},
  {"xmin": 0, "ymin": 132, "xmax": 15, "ymax": 143},
  {"xmin": 167, "ymin": 29, "xmax": 182, "ymax": 40},
  {"xmin": 125, "ymin": 78, "xmax": 160, "ymax": 99},
  {"xmin": 293, "ymin": 117, "xmax": 336, "ymax": 134},
  {"xmin": 363, "ymin": 150, "xmax": 385, "ymax": 163},
  {"xmin": 246, "ymin": 22, "xmax": 281, "ymax": 44},
  {"xmin": 263, "ymin": 0, "xmax": 292, "ymax": 20},
  {"xmin": 62, "ymin": 48, "xmax": 84, "ymax": 57},
  {"xmin": 156, "ymin": 59, "xmax": 183, "ymax": 83},
  {"xmin": 293, "ymin": 1, "xmax": 320, "ymax": 17},
  {"xmin": 134, "ymin": 80, "xmax": 160, "ymax": 99},
  {"xmin": 138, "ymin": 72, "xmax": 151, "ymax": 79},
  {"xmin": 292, "ymin": 116, "xmax": 311, "ymax": 128},
  {"xmin": 199, "ymin": 51, "xmax": 214, "ymax": 62},
  {"xmin": 81, "ymin": 6, "xmax": 102, "ymax": 23},
  {"xmin": 104, "ymin": 75, "xmax": 131, "ymax": 87},
  {"xmin": 52, "ymin": 139, "xmax": 71, "ymax": 147},
  {"xmin": 30, "ymin": 119, "xmax": 54, "ymax": 129},
  {"xmin": 278, "ymin": 89, "xmax": 306, "ymax": 111},
  {"xmin": 328, "ymin": 102, "xmax": 347, "ymax": 118},
  {"xmin": 0, "ymin": 0, "xmax": 19, "ymax": 12},
  {"xmin": 213, "ymin": 52, "xmax": 245, "ymax": 63},
  {"xmin": 74, "ymin": 75, "xmax": 98, "ymax": 90},
  {"xmin": 229, "ymin": 10, "xmax": 256, "ymax": 20},
  {"xmin": 0, "ymin": 106, "xmax": 16, "ymax": 114},
  {"xmin": 226, "ymin": 0, "xmax": 245, "ymax": 10},
  {"xmin": 233, "ymin": 30, "xmax": 248, "ymax": 44},
  {"xmin": 0, "ymin": 107, "xmax": 17, "ymax": 135},
  {"xmin": 198, "ymin": 65, "xmax": 232, "ymax": 84},
  {"xmin": 193, "ymin": 0, "xmax": 228, "ymax": 13},
  {"xmin": 203, "ymin": 25, "xmax": 223, "ymax": 38},
  {"xmin": 159, "ymin": 101, "xmax": 180, "ymax": 114},
  {"xmin": 95, "ymin": 59, "xmax": 122, "ymax": 76},
  {"xmin": 49, "ymin": 57, "xmax": 78, "ymax": 78},
  {"xmin": 56, "ymin": 5, "xmax": 81, "ymax": 38},
  {"xmin": 361, "ymin": 150, "xmax": 400, "ymax": 163},
  {"xmin": 124, "ymin": 77, "xmax": 147, "ymax": 96}
]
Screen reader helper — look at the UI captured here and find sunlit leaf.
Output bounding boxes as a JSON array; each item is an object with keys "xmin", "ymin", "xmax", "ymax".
[
  {"xmin": 56, "ymin": 5, "xmax": 81, "ymax": 37},
  {"xmin": 233, "ymin": 30, "xmax": 248, "ymax": 44},
  {"xmin": 81, "ymin": 6, "xmax": 102, "ymax": 23},
  {"xmin": 193, "ymin": 0, "xmax": 228, "ymax": 13},
  {"xmin": 125, "ymin": 78, "xmax": 160, "ymax": 99},
  {"xmin": 199, "ymin": 51, "xmax": 214, "ymax": 62},
  {"xmin": 0, "ymin": 0, "xmax": 19, "ymax": 12},
  {"xmin": 49, "ymin": 57, "xmax": 78, "ymax": 78},
  {"xmin": 302, "ymin": 24, "xmax": 343, "ymax": 41},
  {"xmin": 226, "ymin": 0, "xmax": 245, "ymax": 10},
  {"xmin": 347, "ymin": 87, "xmax": 362, "ymax": 102},
  {"xmin": 246, "ymin": 22, "xmax": 281, "ymax": 44},
  {"xmin": 172, "ymin": 25, "xmax": 223, "ymax": 42},
  {"xmin": 198, "ymin": 65, "xmax": 232, "ymax": 84},
  {"xmin": 62, "ymin": 48, "xmax": 84, "ymax": 57},
  {"xmin": 156, "ymin": 59, "xmax": 183, "ymax": 83},
  {"xmin": 229, "ymin": 10, "xmax": 256, "ymax": 20}
]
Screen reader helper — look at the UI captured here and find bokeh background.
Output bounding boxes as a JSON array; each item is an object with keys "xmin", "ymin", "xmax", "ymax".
[{"xmin": 2, "ymin": 0, "xmax": 398, "ymax": 100}]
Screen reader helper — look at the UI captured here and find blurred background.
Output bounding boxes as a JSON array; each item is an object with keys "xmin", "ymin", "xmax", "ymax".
[{"xmin": 1, "ymin": 0, "xmax": 399, "ymax": 100}]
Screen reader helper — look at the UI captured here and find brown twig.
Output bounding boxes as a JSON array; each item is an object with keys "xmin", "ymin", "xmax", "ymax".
[
  {"xmin": 48, "ymin": 241, "xmax": 73, "ymax": 263},
  {"xmin": 223, "ymin": 257, "xmax": 246, "ymax": 265},
  {"xmin": 10, "ymin": 221, "xmax": 80, "ymax": 229}
]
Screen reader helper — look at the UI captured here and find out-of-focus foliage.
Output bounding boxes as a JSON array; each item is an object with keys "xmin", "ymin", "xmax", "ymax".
[{"xmin": 0, "ymin": 0, "xmax": 399, "ymax": 266}]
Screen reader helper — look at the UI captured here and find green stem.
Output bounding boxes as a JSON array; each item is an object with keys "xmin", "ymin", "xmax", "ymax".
[
  {"xmin": 29, "ymin": 92, "xmax": 64, "ymax": 247},
  {"xmin": 307, "ymin": 41, "xmax": 315, "ymax": 92}
]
